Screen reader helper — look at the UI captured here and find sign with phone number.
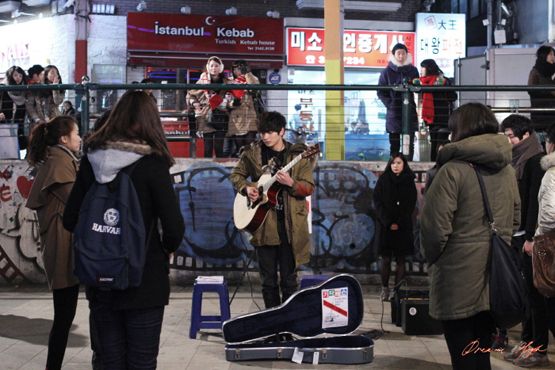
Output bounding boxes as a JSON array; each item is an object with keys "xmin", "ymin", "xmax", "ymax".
[{"xmin": 287, "ymin": 27, "xmax": 415, "ymax": 68}]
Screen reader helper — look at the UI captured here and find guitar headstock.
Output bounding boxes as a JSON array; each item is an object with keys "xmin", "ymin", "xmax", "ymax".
[{"xmin": 302, "ymin": 144, "xmax": 320, "ymax": 159}]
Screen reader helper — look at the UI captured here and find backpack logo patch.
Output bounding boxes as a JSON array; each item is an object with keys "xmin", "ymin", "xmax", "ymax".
[{"xmin": 103, "ymin": 208, "xmax": 120, "ymax": 226}]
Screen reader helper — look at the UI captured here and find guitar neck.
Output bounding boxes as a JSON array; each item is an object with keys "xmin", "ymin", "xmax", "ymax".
[{"xmin": 264, "ymin": 154, "xmax": 303, "ymax": 190}]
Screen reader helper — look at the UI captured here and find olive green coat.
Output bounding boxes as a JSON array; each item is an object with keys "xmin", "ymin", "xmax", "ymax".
[
  {"xmin": 26, "ymin": 145, "xmax": 80, "ymax": 290},
  {"xmin": 230, "ymin": 140, "xmax": 316, "ymax": 266},
  {"xmin": 421, "ymin": 133, "xmax": 520, "ymax": 321}
]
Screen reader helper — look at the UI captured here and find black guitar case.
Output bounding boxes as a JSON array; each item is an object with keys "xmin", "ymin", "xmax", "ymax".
[{"xmin": 223, "ymin": 274, "xmax": 374, "ymax": 364}]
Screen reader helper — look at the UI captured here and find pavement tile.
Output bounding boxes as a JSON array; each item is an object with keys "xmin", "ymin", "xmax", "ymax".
[{"xmin": 0, "ymin": 287, "xmax": 553, "ymax": 369}]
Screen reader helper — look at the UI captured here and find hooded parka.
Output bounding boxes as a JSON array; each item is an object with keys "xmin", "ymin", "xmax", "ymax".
[
  {"xmin": 377, "ymin": 54, "xmax": 420, "ymax": 134},
  {"xmin": 421, "ymin": 133, "xmax": 520, "ymax": 321},
  {"xmin": 63, "ymin": 141, "xmax": 185, "ymax": 310}
]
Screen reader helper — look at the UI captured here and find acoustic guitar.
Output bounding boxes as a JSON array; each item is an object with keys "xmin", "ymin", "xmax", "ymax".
[{"xmin": 233, "ymin": 144, "xmax": 320, "ymax": 233}]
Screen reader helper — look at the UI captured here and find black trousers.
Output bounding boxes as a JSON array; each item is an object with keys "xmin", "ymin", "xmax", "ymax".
[
  {"xmin": 47, "ymin": 284, "xmax": 79, "ymax": 370},
  {"xmin": 442, "ymin": 311, "xmax": 495, "ymax": 370},
  {"xmin": 227, "ymin": 131, "xmax": 257, "ymax": 157},
  {"xmin": 517, "ymin": 234, "xmax": 553, "ymax": 351},
  {"xmin": 203, "ymin": 130, "xmax": 225, "ymax": 158},
  {"xmin": 255, "ymin": 242, "xmax": 298, "ymax": 309},
  {"xmin": 429, "ymin": 126, "xmax": 450, "ymax": 162},
  {"xmin": 388, "ymin": 132, "xmax": 415, "ymax": 161}
]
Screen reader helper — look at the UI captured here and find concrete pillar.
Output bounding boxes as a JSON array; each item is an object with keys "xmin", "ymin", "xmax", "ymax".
[{"xmin": 74, "ymin": 0, "xmax": 89, "ymax": 82}]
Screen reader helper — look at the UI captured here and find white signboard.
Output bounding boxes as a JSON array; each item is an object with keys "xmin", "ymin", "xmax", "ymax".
[
  {"xmin": 321, "ymin": 287, "xmax": 349, "ymax": 328},
  {"xmin": 415, "ymin": 13, "xmax": 466, "ymax": 78}
]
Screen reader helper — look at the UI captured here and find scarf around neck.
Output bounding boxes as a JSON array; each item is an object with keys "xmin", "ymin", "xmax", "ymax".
[
  {"xmin": 534, "ymin": 59, "xmax": 555, "ymax": 79},
  {"xmin": 419, "ymin": 75, "xmax": 440, "ymax": 124},
  {"xmin": 512, "ymin": 132, "xmax": 543, "ymax": 179}
]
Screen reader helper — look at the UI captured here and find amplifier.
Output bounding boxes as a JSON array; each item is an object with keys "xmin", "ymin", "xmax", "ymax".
[
  {"xmin": 390, "ymin": 289, "xmax": 429, "ymax": 327},
  {"xmin": 401, "ymin": 298, "xmax": 443, "ymax": 336}
]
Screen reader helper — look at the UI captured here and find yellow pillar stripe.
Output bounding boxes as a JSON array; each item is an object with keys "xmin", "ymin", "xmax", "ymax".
[{"xmin": 324, "ymin": 0, "xmax": 344, "ymax": 160}]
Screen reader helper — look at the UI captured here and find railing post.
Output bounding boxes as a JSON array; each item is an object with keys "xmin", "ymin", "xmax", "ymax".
[
  {"xmin": 80, "ymin": 75, "xmax": 90, "ymax": 135},
  {"xmin": 401, "ymin": 84, "xmax": 410, "ymax": 157}
]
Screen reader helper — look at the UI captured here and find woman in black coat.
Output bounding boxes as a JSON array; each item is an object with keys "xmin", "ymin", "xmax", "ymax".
[
  {"xmin": 63, "ymin": 90, "xmax": 184, "ymax": 370},
  {"xmin": 373, "ymin": 153, "xmax": 417, "ymax": 301}
]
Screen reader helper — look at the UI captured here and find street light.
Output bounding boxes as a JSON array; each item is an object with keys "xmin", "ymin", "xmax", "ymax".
[
  {"xmin": 225, "ymin": 6, "xmax": 237, "ymax": 15},
  {"xmin": 136, "ymin": 0, "xmax": 146, "ymax": 12}
]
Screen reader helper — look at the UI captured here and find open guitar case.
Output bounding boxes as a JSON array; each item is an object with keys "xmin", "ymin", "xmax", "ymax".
[{"xmin": 222, "ymin": 274, "xmax": 374, "ymax": 364}]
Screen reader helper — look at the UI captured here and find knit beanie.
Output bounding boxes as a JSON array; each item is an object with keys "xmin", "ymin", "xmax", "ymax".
[{"xmin": 391, "ymin": 43, "xmax": 408, "ymax": 54}]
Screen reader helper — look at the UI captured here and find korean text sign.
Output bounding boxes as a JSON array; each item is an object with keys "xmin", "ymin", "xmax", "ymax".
[
  {"xmin": 287, "ymin": 27, "xmax": 415, "ymax": 68},
  {"xmin": 415, "ymin": 13, "xmax": 466, "ymax": 78}
]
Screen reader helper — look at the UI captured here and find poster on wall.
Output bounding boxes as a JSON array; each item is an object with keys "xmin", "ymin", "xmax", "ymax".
[
  {"xmin": 415, "ymin": 13, "xmax": 466, "ymax": 78},
  {"xmin": 286, "ymin": 28, "xmax": 415, "ymax": 68}
]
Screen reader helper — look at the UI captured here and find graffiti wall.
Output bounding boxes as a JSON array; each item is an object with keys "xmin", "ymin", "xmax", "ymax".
[
  {"xmin": 0, "ymin": 161, "xmax": 46, "ymax": 285},
  {"xmin": 170, "ymin": 159, "xmax": 432, "ymax": 276},
  {"xmin": 0, "ymin": 158, "xmax": 432, "ymax": 286}
]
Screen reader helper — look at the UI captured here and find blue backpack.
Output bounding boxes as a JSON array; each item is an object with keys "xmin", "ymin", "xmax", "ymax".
[{"xmin": 73, "ymin": 161, "xmax": 149, "ymax": 290}]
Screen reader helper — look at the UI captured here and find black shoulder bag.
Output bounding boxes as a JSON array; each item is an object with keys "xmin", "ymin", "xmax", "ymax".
[{"xmin": 473, "ymin": 166, "xmax": 528, "ymax": 329}]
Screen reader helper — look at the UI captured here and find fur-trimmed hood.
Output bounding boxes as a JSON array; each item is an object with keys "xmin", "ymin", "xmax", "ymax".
[
  {"xmin": 87, "ymin": 141, "xmax": 152, "ymax": 184},
  {"xmin": 541, "ymin": 151, "xmax": 555, "ymax": 171},
  {"xmin": 387, "ymin": 53, "xmax": 415, "ymax": 71}
]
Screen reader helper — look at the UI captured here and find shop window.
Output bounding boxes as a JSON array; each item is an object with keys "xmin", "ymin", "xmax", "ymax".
[{"xmin": 92, "ymin": 64, "xmax": 125, "ymax": 115}]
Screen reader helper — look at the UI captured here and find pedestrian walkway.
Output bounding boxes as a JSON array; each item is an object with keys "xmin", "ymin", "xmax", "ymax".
[{"xmin": 0, "ymin": 284, "xmax": 552, "ymax": 369}]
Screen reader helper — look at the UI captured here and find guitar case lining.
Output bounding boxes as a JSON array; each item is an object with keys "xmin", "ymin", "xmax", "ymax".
[{"xmin": 223, "ymin": 274, "xmax": 374, "ymax": 364}]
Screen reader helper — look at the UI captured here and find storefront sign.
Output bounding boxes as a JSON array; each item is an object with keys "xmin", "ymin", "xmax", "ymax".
[
  {"xmin": 286, "ymin": 28, "xmax": 415, "ymax": 68},
  {"xmin": 415, "ymin": 13, "xmax": 466, "ymax": 78},
  {"xmin": 127, "ymin": 13, "xmax": 284, "ymax": 55}
]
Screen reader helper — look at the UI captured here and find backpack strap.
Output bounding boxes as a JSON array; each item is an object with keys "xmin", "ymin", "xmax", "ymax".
[
  {"xmin": 120, "ymin": 159, "xmax": 158, "ymax": 254},
  {"xmin": 471, "ymin": 164, "xmax": 498, "ymax": 233}
]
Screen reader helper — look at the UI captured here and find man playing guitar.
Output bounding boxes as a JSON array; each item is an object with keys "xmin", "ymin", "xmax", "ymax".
[{"xmin": 230, "ymin": 111, "xmax": 316, "ymax": 309}]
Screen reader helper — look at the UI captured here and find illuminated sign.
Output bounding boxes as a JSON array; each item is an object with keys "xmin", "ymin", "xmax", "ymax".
[
  {"xmin": 286, "ymin": 27, "xmax": 415, "ymax": 68},
  {"xmin": 415, "ymin": 13, "xmax": 466, "ymax": 77}
]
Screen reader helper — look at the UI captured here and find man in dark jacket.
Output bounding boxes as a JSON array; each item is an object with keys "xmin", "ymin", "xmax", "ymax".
[
  {"xmin": 501, "ymin": 114, "xmax": 550, "ymax": 368},
  {"xmin": 377, "ymin": 43, "xmax": 419, "ymax": 160}
]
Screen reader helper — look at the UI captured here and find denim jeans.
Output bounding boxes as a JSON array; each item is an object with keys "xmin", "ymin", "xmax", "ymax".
[{"xmin": 89, "ymin": 298, "xmax": 165, "ymax": 370}]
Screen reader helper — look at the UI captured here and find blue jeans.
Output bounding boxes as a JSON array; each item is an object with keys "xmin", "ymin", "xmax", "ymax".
[{"xmin": 89, "ymin": 298, "xmax": 165, "ymax": 370}]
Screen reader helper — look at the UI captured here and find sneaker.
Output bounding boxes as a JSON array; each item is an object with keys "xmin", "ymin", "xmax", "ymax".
[
  {"xmin": 389, "ymin": 289, "xmax": 396, "ymax": 301},
  {"xmin": 513, "ymin": 352, "xmax": 549, "ymax": 368},
  {"xmin": 380, "ymin": 287, "xmax": 390, "ymax": 301},
  {"xmin": 492, "ymin": 333, "xmax": 508, "ymax": 350},
  {"xmin": 504, "ymin": 341, "xmax": 527, "ymax": 362}
]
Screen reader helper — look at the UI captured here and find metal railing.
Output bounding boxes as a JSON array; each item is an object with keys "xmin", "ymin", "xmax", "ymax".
[{"xmin": 2, "ymin": 81, "xmax": 555, "ymax": 160}]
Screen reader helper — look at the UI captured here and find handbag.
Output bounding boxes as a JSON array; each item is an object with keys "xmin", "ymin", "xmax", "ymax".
[
  {"xmin": 532, "ymin": 229, "xmax": 555, "ymax": 297},
  {"xmin": 473, "ymin": 166, "xmax": 528, "ymax": 329}
]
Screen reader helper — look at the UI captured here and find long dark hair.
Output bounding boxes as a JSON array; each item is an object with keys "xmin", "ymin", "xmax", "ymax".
[
  {"xmin": 85, "ymin": 90, "xmax": 174, "ymax": 166},
  {"xmin": 420, "ymin": 59, "xmax": 442, "ymax": 76},
  {"xmin": 28, "ymin": 116, "xmax": 77, "ymax": 165},
  {"xmin": 5, "ymin": 66, "xmax": 28, "ymax": 85},
  {"xmin": 448, "ymin": 103, "xmax": 499, "ymax": 142},
  {"xmin": 42, "ymin": 65, "xmax": 65, "ymax": 96},
  {"xmin": 384, "ymin": 152, "xmax": 413, "ymax": 177}
]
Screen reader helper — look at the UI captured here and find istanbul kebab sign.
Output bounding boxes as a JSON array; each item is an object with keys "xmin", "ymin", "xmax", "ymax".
[{"xmin": 127, "ymin": 13, "xmax": 284, "ymax": 55}]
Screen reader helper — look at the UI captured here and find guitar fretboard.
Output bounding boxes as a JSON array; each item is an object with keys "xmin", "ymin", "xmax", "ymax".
[{"xmin": 263, "ymin": 153, "xmax": 303, "ymax": 191}]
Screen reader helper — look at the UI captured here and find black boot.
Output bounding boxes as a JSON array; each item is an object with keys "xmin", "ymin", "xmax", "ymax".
[{"xmin": 262, "ymin": 290, "xmax": 281, "ymax": 309}]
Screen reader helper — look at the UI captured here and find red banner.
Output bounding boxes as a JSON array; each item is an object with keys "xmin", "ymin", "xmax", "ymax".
[
  {"xmin": 127, "ymin": 13, "xmax": 284, "ymax": 56},
  {"xmin": 287, "ymin": 28, "xmax": 415, "ymax": 68}
]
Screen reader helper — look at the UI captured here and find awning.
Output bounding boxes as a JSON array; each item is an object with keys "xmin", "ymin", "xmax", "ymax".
[{"xmin": 127, "ymin": 50, "xmax": 284, "ymax": 69}]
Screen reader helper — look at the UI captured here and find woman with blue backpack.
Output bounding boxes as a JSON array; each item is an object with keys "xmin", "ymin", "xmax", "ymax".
[
  {"xmin": 63, "ymin": 90, "xmax": 184, "ymax": 370},
  {"xmin": 26, "ymin": 115, "xmax": 82, "ymax": 370}
]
